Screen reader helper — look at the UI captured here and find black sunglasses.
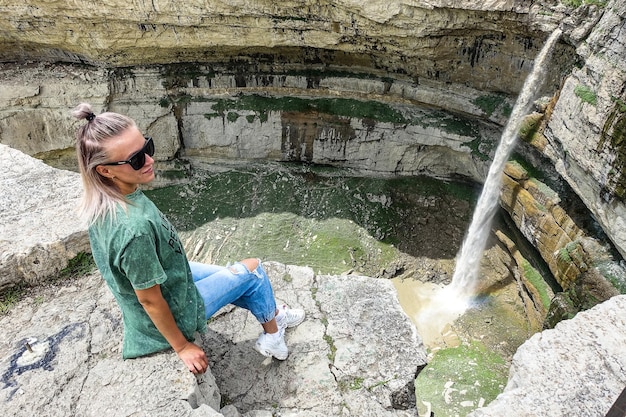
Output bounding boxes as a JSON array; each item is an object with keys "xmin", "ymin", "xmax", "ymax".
[{"xmin": 102, "ymin": 137, "xmax": 155, "ymax": 170}]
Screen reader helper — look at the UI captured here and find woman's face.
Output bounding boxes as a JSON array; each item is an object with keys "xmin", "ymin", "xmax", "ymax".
[{"xmin": 96, "ymin": 126, "xmax": 156, "ymax": 195}]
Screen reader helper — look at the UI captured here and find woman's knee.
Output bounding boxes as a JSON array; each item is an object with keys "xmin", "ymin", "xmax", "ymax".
[{"xmin": 238, "ymin": 258, "xmax": 259, "ymax": 272}]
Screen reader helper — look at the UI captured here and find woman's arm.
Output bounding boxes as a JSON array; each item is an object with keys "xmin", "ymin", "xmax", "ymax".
[{"xmin": 135, "ymin": 284, "xmax": 208, "ymax": 374}]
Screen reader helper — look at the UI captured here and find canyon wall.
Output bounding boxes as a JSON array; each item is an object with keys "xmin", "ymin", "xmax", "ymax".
[
  {"xmin": 0, "ymin": 1, "xmax": 623, "ymax": 287},
  {"xmin": 542, "ymin": 1, "xmax": 626, "ymax": 260},
  {"xmin": 0, "ymin": 0, "xmax": 579, "ymax": 183},
  {"xmin": 0, "ymin": 1, "xmax": 573, "ymax": 93}
]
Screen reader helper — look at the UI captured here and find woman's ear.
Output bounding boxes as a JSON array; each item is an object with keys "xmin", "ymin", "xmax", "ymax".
[{"xmin": 96, "ymin": 165, "xmax": 115, "ymax": 179}]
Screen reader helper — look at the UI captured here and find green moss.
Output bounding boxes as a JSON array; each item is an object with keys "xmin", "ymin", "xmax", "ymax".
[
  {"xmin": 159, "ymin": 169, "xmax": 189, "ymax": 180},
  {"xmin": 204, "ymin": 112, "xmax": 221, "ymax": 120},
  {"xmin": 60, "ymin": 252, "xmax": 96, "ymax": 279},
  {"xmin": 509, "ymin": 153, "xmax": 548, "ymax": 181},
  {"xmin": 528, "ymin": 178, "xmax": 559, "ymax": 201},
  {"xmin": 349, "ymin": 377, "xmax": 364, "ymax": 390},
  {"xmin": 519, "ymin": 113, "xmax": 543, "ymax": 143},
  {"xmin": 574, "ymin": 84, "xmax": 597, "ymax": 106},
  {"xmin": 612, "ymin": 96, "xmax": 626, "ymax": 113},
  {"xmin": 462, "ymin": 138, "xmax": 491, "ymax": 161},
  {"xmin": 472, "ymin": 94, "xmax": 507, "ymax": 117},
  {"xmin": 596, "ymin": 262, "xmax": 626, "ymax": 294},
  {"xmin": 501, "ymin": 102, "xmax": 513, "ymax": 118},
  {"xmin": 438, "ymin": 115, "xmax": 480, "ymax": 137},
  {"xmin": 209, "ymin": 94, "xmax": 409, "ymax": 124},
  {"xmin": 415, "ymin": 341, "xmax": 508, "ymax": 417},
  {"xmin": 0, "ymin": 284, "xmax": 26, "ymax": 315},
  {"xmin": 323, "ymin": 333, "xmax": 337, "ymax": 362},
  {"xmin": 226, "ymin": 111, "xmax": 240, "ymax": 122},
  {"xmin": 558, "ymin": 247, "xmax": 572, "ymax": 263},
  {"xmin": 522, "ymin": 260, "xmax": 552, "ymax": 309},
  {"xmin": 159, "ymin": 96, "xmax": 171, "ymax": 108}
]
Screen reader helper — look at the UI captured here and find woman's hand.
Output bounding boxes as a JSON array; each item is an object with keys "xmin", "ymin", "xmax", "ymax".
[
  {"xmin": 135, "ymin": 285, "xmax": 209, "ymax": 374},
  {"xmin": 176, "ymin": 342, "xmax": 209, "ymax": 374}
]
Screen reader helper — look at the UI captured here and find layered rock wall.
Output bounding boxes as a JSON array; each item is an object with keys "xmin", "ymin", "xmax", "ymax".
[
  {"xmin": 0, "ymin": 0, "xmax": 623, "ymax": 286},
  {"xmin": 542, "ymin": 0, "xmax": 626, "ymax": 259},
  {"xmin": 1, "ymin": 63, "xmax": 505, "ymax": 181},
  {"xmin": 0, "ymin": 1, "xmax": 569, "ymax": 94}
]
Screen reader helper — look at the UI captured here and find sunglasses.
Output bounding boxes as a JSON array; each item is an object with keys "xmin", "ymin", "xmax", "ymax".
[{"xmin": 102, "ymin": 137, "xmax": 155, "ymax": 170}]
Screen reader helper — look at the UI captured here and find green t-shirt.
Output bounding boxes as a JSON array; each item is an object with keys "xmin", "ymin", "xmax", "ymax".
[{"xmin": 88, "ymin": 190, "xmax": 206, "ymax": 359}]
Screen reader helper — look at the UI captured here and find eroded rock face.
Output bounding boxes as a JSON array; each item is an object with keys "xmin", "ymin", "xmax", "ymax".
[
  {"xmin": 0, "ymin": 1, "xmax": 570, "ymax": 94},
  {"xmin": 543, "ymin": 0, "xmax": 626, "ymax": 259},
  {"xmin": 499, "ymin": 161, "xmax": 622, "ymax": 325},
  {"xmin": 1, "ymin": 1, "xmax": 626, "ymax": 415}
]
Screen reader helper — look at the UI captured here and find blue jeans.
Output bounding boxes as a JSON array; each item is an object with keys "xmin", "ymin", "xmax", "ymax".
[{"xmin": 189, "ymin": 260, "xmax": 277, "ymax": 324}]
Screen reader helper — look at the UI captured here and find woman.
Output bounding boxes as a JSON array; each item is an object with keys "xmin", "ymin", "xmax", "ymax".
[{"xmin": 73, "ymin": 103, "xmax": 304, "ymax": 374}]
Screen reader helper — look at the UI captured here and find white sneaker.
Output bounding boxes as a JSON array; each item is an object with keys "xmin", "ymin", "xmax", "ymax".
[
  {"xmin": 255, "ymin": 332, "xmax": 288, "ymax": 360},
  {"xmin": 275, "ymin": 304, "xmax": 305, "ymax": 332}
]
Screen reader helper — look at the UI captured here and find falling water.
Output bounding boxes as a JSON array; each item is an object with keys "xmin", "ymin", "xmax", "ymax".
[{"xmin": 414, "ymin": 29, "xmax": 563, "ymax": 343}]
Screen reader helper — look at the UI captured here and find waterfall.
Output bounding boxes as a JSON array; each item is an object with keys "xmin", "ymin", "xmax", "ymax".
[
  {"xmin": 414, "ymin": 29, "xmax": 562, "ymax": 343},
  {"xmin": 448, "ymin": 28, "xmax": 562, "ymax": 302}
]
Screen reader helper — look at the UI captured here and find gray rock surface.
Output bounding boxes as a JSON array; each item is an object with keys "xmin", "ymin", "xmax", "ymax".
[
  {"xmin": 204, "ymin": 262, "xmax": 425, "ymax": 416},
  {"xmin": 467, "ymin": 294, "xmax": 626, "ymax": 417},
  {"xmin": 544, "ymin": 0, "xmax": 626, "ymax": 259},
  {"xmin": 0, "ymin": 144, "xmax": 89, "ymax": 290},
  {"xmin": 2, "ymin": 130, "xmax": 626, "ymax": 416},
  {"xmin": 0, "ymin": 261, "xmax": 426, "ymax": 416},
  {"xmin": 0, "ymin": 271, "xmax": 223, "ymax": 417}
]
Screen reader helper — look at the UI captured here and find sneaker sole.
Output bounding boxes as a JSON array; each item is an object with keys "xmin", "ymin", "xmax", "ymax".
[{"xmin": 255, "ymin": 345, "xmax": 288, "ymax": 360}]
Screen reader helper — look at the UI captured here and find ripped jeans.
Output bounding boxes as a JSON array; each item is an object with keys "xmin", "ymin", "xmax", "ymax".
[{"xmin": 189, "ymin": 260, "xmax": 277, "ymax": 324}]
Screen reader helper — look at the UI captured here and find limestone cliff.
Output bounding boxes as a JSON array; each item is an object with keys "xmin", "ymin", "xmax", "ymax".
[
  {"xmin": 542, "ymin": 1, "xmax": 626, "ymax": 260},
  {"xmin": 0, "ymin": 0, "xmax": 624, "ymax": 312},
  {"xmin": 0, "ymin": 0, "xmax": 571, "ymax": 94}
]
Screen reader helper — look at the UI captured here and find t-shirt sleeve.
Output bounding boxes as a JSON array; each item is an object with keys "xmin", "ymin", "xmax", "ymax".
[{"xmin": 119, "ymin": 234, "xmax": 168, "ymax": 290}]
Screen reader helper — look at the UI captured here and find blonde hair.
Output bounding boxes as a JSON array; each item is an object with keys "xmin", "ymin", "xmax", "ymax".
[{"xmin": 73, "ymin": 103, "xmax": 136, "ymax": 225}]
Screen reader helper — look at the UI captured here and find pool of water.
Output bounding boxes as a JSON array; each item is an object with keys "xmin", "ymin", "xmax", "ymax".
[{"xmin": 146, "ymin": 161, "xmax": 478, "ymax": 276}]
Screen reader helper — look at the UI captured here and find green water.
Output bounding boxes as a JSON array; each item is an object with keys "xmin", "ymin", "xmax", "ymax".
[{"xmin": 146, "ymin": 162, "xmax": 479, "ymax": 275}]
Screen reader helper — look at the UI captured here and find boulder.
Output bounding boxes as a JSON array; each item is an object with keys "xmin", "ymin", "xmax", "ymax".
[
  {"xmin": 0, "ymin": 271, "xmax": 221, "ymax": 416},
  {"xmin": 467, "ymin": 294, "xmax": 626, "ymax": 417},
  {"xmin": 0, "ymin": 144, "xmax": 90, "ymax": 290}
]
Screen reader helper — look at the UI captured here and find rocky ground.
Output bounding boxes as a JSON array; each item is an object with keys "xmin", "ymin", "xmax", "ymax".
[{"xmin": 0, "ymin": 261, "xmax": 426, "ymax": 417}]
